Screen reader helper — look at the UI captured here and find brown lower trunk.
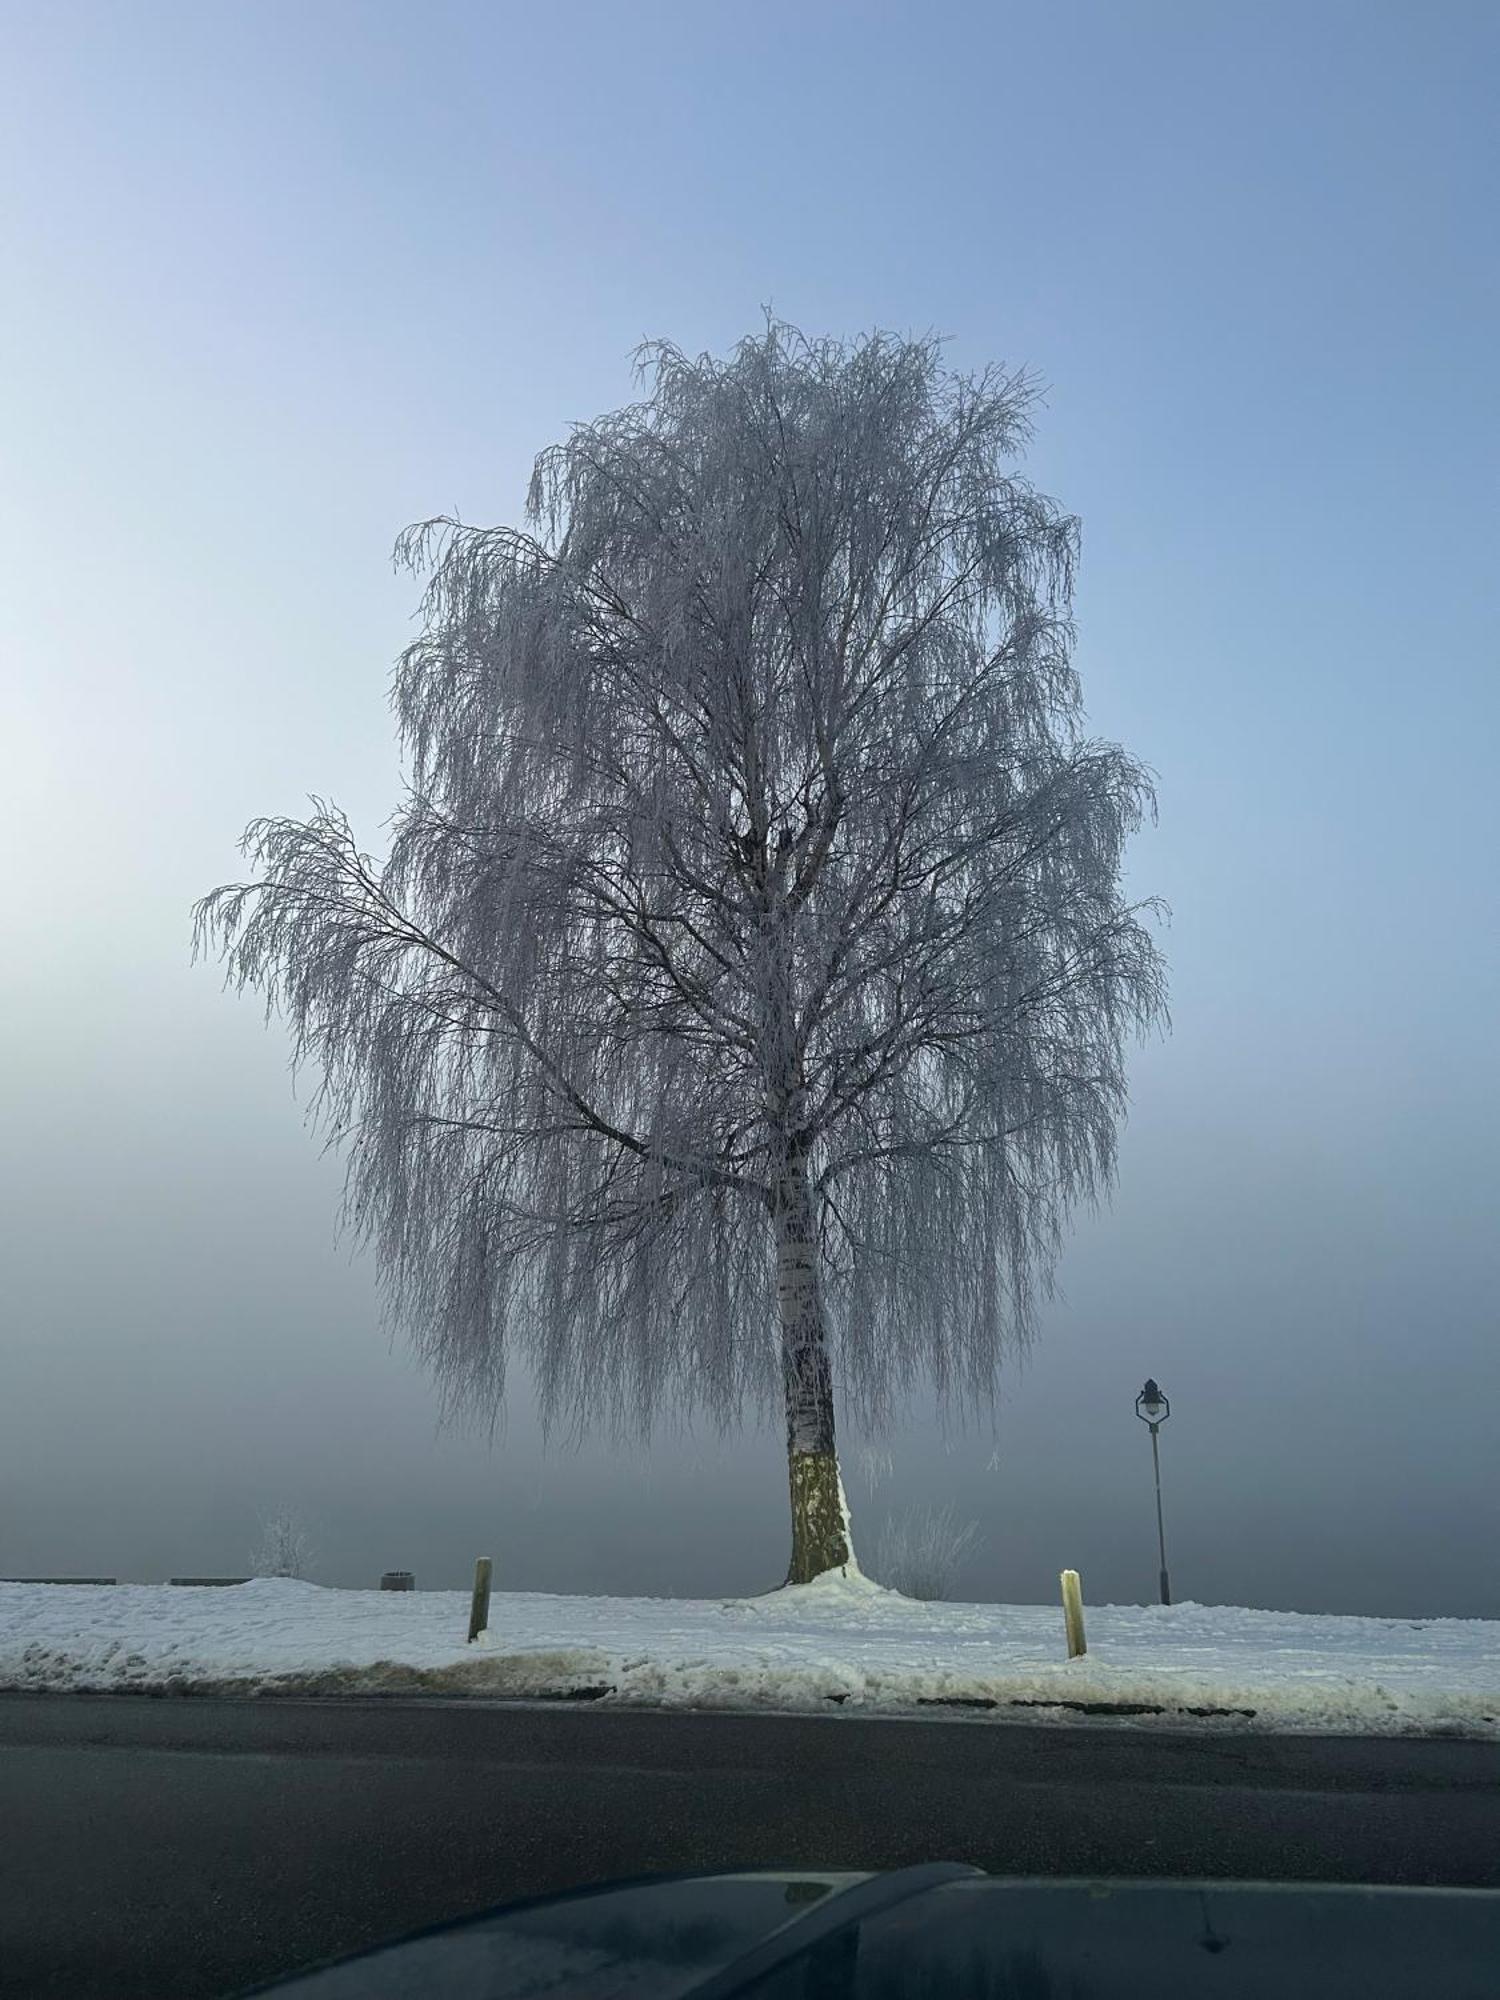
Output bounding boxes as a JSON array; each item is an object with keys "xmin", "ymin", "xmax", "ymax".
[
  {"xmin": 774, "ymin": 1162, "xmax": 853, "ymax": 1584},
  {"xmin": 784, "ymin": 1445, "xmax": 849, "ymax": 1584}
]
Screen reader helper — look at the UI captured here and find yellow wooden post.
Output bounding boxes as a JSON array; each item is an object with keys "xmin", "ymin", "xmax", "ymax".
[
  {"xmin": 1060, "ymin": 1568, "xmax": 1086, "ymax": 1658},
  {"xmin": 468, "ymin": 1556, "xmax": 493, "ymax": 1643}
]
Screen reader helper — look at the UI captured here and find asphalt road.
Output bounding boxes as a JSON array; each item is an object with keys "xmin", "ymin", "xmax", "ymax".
[{"xmin": 2, "ymin": 1695, "xmax": 1498, "ymax": 1999}]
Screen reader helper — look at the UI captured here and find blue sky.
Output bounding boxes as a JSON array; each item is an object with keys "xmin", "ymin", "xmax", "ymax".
[{"xmin": 1, "ymin": 1, "xmax": 1496, "ymax": 1612}]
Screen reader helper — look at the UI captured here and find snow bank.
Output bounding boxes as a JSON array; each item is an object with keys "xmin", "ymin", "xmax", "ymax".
[{"xmin": 1, "ymin": 1574, "xmax": 1495, "ymax": 1738}]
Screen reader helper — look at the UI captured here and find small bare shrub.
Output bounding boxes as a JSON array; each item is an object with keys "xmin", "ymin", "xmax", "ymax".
[{"xmin": 872, "ymin": 1504, "xmax": 982, "ymax": 1600}]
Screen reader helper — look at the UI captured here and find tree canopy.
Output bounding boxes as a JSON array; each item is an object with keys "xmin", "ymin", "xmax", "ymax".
[{"xmin": 197, "ymin": 323, "xmax": 1166, "ymax": 1579}]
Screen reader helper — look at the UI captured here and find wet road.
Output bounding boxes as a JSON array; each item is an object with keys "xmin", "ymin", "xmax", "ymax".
[{"xmin": 3, "ymin": 1694, "xmax": 1498, "ymax": 1997}]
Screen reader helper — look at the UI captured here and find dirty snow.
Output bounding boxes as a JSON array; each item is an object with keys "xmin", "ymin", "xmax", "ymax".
[{"xmin": 1, "ymin": 1572, "xmax": 1495, "ymax": 1738}]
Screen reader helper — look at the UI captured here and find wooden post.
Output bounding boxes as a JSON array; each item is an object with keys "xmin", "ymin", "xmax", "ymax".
[
  {"xmin": 1060, "ymin": 1568, "xmax": 1086, "ymax": 1658},
  {"xmin": 468, "ymin": 1557, "xmax": 493, "ymax": 1644}
]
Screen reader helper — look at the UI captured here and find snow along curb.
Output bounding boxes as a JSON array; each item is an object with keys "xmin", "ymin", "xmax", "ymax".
[{"xmin": 2, "ymin": 1575, "xmax": 1496, "ymax": 1739}]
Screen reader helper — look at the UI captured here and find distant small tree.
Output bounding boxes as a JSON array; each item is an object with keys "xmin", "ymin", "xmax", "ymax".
[
  {"xmin": 196, "ymin": 324, "xmax": 1165, "ymax": 1587},
  {"xmin": 873, "ymin": 1504, "xmax": 983, "ymax": 1601},
  {"xmin": 250, "ymin": 1509, "xmax": 314, "ymax": 1580}
]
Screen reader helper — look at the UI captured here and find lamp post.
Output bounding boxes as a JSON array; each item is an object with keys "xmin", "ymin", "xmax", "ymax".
[{"xmin": 1134, "ymin": 1378, "xmax": 1172, "ymax": 1606}]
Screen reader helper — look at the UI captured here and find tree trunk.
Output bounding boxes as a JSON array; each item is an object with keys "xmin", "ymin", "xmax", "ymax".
[{"xmin": 773, "ymin": 1162, "xmax": 853, "ymax": 1584}]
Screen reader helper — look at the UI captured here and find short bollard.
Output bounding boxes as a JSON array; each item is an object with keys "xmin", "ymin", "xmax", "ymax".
[
  {"xmin": 468, "ymin": 1557, "xmax": 493, "ymax": 1644},
  {"xmin": 1060, "ymin": 1568, "xmax": 1087, "ymax": 1659}
]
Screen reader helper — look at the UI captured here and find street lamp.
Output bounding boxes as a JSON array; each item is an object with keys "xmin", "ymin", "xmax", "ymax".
[{"xmin": 1134, "ymin": 1379, "xmax": 1172, "ymax": 1606}]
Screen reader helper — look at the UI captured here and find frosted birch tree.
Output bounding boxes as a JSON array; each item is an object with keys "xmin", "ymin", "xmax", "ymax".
[{"xmin": 196, "ymin": 325, "xmax": 1166, "ymax": 1585}]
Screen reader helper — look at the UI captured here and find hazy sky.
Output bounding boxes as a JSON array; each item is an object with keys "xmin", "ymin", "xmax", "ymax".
[{"xmin": 2, "ymin": 2, "xmax": 1496, "ymax": 1618}]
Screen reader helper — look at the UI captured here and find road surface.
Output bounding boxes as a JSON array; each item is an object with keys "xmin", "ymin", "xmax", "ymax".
[{"xmin": 3, "ymin": 1694, "xmax": 1498, "ymax": 1997}]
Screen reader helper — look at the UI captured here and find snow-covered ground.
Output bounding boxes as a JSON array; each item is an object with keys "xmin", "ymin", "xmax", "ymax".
[{"xmin": 2, "ymin": 1573, "xmax": 1495, "ymax": 1737}]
